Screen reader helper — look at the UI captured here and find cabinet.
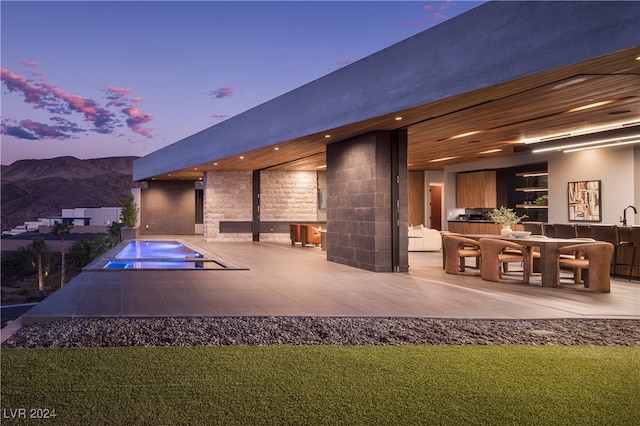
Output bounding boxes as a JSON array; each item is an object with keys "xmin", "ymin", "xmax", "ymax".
[
  {"xmin": 456, "ymin": 170, "xmax": 496, "ymax": 208},
  {"xmin": 448, "ymin": 221, "xmax": 524, "ymax": 234}
]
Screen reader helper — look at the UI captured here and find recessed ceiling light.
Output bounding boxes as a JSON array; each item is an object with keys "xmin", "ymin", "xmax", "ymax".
[
  {"xmin": 552, "ymin": 77, "xmax": 587, "ymax": 89},
  {"xmin": 394, "ymin": 116, "xmax": 403, "ymax": 121},
  {"xmin": 316, "ymin": 165, "xmax": 327, "ymax": 169},
  {"xmin": 239, "ymin": 156, "xmax": 244, "ymax": 159},
  {"xmin": 429, "ymin": 156, "xmax": 460, "ymax": 163},
  {"xmin": 567, "ymin": 100, "xmax": 615, "ymax": 113},
  {"xmin": 214, "ymin": 162, "xmax": 218, "ymax": 166},
  {"xmin": 274, "ymin": 147, "xmax": 280, "ymax": 150},
  {"xmin": 450, "ymin": 131, "xmax": 481, "ymax": 139},
  {"xmin": 325, "ymin": 134, "xmax": 331, "ymax": 138},
  {"xmin": 479, "ymin": 149, "xmax": 502, "ymax": 154}
]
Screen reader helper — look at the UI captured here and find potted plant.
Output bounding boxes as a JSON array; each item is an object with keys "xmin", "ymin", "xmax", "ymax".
[
  {"xmin": 119, "ymin": 194, "xmax": 139, "ymax": 241},
  {"xmin": 487, "ymin": 206, "xmax": 527, "ymax": 237},
  {"xmin": 535, "ymin": 194, "xmax": 548, "ymax": 206}
]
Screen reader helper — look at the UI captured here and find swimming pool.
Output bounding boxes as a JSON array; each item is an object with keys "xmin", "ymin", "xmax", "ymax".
[
  {"xmin": 86, "ymin": 240, "xmax": 246, "ymax": 271},
  {"xmin": 115, "ymin": 240, "xmax": 204, "ymax": 259},
  {"xmin": 104, "ymin": 260, "xmax": 224, "ymax": 269}
]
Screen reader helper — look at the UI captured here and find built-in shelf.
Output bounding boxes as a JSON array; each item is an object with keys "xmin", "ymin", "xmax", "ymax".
[
  {"xmin": 516, "ymin": 204, "xmax": 548, "ymax": 209},
  {"xmin": 515, "ymin": 171, "xmax": 548, "ymax": 177},
  {"xmin": 515, "ymin": 187, "xmax": 548, "ymax": 192}
]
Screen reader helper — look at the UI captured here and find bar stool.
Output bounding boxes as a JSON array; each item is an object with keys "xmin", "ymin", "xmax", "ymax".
[
  {"xmin": 542, "ymin": 223, "xmax": 555, "ymax": 237},
  {"xmin": 554, "ymin": 223, "xmax": 577, "ymax": 239},
  {"xmin": 523, "ymin": 222, "xmax": 543, "ymax": 235},
  {"xmin": 628, "ymin": 227, "xmax": 640, "ymax": 280},
  {"xmin": 589, "ymin": 225, "xmax": 629, "ymax": 278}
]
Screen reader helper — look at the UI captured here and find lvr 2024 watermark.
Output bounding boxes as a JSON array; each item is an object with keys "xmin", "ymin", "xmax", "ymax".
[{"xmin": 3, "ymin": 408, "xmax": 57, "ymax": 419}]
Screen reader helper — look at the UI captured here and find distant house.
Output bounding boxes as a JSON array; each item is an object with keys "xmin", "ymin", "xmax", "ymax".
[{"xmin": 2, "ymin": 207, "xmax": 122, "ymax": 236}]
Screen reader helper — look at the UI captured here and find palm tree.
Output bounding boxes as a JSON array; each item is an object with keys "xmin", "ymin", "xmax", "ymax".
[
  {"xmin": 51, "ymin": 222, "xmax": 73, "ymax": 287},
  {"xmin": 30, "ymin": 237, "xmax": 48, "ymax": 291}
]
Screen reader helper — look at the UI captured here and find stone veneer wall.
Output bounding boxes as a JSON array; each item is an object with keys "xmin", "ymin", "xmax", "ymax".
[
  {"xmin": 260, "ymin": 171, "xmax": 318, "ymax": 243},
  {"xmin": 203, "ymin": 170, "xmax": 253, "ymax": 242},
  {"xmin": 326, "ymin": 131, "xmax": 408, "ymax": 272}
]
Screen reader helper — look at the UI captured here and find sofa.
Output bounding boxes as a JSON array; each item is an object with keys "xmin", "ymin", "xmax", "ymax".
[{"xmin": 408, "ymin": 225, "xmax": 442, "ymax": 252}]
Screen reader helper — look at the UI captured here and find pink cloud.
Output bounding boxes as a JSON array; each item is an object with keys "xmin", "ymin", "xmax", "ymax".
[
  {"xmin": 1, "ymin": 67, "xmax": 114, "ymax": 132},
  {"xmin": 207, "ymin": 86, "xmax": 234, "ymax": 99},
  {"xmin": 1, "ymin": 66, "xmax": 154, "ymax": 140},
  {"xmin": 20, "ymin": 60, "xmax": 39, "ymax": 67},
  {"xmin": 1, "ymin": 68, "xmax": 49, "ymax": 104},
  {"xmin": 408, "ymin": 0, "xmax": 462, "ymax": 26},
  {"xmin": 122, "ymin": 106, "xmax": 154, "ymax": 137},
  {"xmin": 211, "ymin": 113, "xmax": 228, "ymax": 119}
]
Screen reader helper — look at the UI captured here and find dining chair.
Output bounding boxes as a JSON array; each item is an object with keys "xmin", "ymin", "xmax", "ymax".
[
  {"xmin": 557, "ymin": 242, "xmax": 614, "ymax": 292},
  {"xmin": 442, "ymin": 235, "xmax": 481, "ymax": 276},
  {"xmin": 557, "ymin": 238, "xmax": 596, "ymax": 284},
  {"xmin": 479, "ymin": 238, "xmax": 530, "ymax": 284}
]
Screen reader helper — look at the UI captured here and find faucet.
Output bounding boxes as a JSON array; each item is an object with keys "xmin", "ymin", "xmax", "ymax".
[{"xmin": 621, "ymin": 205, "xmax": 637, "ymax": 226}]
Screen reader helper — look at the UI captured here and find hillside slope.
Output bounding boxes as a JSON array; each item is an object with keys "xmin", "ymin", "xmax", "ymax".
[{"xmin": 1, "ymin": 156, "xmax": 141, "ymax": 231}]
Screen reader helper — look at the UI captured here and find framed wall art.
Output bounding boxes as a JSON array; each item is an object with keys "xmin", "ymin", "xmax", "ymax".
[{"xmin": 567, "ymin": 180, "xmax": 601, "ymax": 222}]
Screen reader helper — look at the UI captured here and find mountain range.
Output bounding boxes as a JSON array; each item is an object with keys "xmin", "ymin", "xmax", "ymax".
[{"xmin": 1, "ymin": 156, "xmax": 141, "ymax": 231}]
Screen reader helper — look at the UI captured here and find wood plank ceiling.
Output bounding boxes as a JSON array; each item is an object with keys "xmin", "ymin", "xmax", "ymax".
[{"xmin": 149, "ymin": 47, "xmax": 640, "ymax": 181}]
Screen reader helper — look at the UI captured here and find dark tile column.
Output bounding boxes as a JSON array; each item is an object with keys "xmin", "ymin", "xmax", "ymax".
[{"xmin": 326, "ymin": 130, "xmax": 408, "ymax": 272}]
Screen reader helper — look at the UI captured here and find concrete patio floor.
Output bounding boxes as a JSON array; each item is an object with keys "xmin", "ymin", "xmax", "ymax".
[{"xmin": 17, "ymin": 235, "xmax": 640, "ymax": 324}]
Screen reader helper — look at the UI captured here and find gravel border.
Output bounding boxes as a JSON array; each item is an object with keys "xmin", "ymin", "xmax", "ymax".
[{"xmin": 2, "ymin": 317, "xmax": 639, "ymax": 348}]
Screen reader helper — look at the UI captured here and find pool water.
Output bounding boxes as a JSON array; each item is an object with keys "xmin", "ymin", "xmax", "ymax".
[
  {"xmin": 101, "ymin": 240, "xmax": 226, "ymax": 270},
  {"xmin": 115, "ymin": 241, "xmax": 203, "ymax": 259},
  {"xmin": 104, "ymin": 260, "xmax": 223, "ymax": 269}
]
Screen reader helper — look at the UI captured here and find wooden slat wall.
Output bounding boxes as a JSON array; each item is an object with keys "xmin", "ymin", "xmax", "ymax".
[{"xmin": 408, "ymin": 171, "xmax": 425, "ymax": 226}]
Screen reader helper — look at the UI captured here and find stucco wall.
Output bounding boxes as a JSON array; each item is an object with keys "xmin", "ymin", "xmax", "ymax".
[
  {"xmin": 140, "ymin": 180, "xmax": 196, "ymax": 235},
  {"xmin": 203, "ymin": 170, "xmax": 253, "ymax": 242}
]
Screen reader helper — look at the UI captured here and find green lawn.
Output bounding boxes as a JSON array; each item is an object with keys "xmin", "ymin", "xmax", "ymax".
[{"xmin": 2, "ymin": 345, "xmax": 638, "ymax": 425}]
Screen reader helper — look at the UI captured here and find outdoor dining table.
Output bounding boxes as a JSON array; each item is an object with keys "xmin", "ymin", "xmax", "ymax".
[{"xmin": 459, "ymin": 234, "xmax": 595, "ymax": 288}]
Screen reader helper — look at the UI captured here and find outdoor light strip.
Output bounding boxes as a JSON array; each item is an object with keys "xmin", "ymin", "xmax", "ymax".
[
  {"xmin": 532, "ymin": 134, "xmax": 640, "ymax": 153},
  {"xmin": 521, "ymin": 120, "xmax": 640, "ymax": 144},
  {"xmin": 562, "ymin": 138, "xmax": 640, "ymax": 153}
]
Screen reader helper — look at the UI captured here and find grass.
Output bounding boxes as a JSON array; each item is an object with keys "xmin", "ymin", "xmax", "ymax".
[{"xmin": 2, "ymin": 345, "xmax": 639, "ymax": 425}]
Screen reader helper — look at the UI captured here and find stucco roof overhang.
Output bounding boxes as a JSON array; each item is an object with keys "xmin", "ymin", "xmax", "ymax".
[{"xmin": 133, "ymin": 2, "xmax": 640, "ymax": 182}]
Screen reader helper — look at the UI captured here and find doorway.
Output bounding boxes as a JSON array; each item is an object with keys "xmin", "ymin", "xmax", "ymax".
[{"xmin": 429, "ymin": 185, "xmax": 442, "ymax": 231}]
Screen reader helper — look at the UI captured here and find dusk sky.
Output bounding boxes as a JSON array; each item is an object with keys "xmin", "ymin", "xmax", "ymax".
[{"xmin": 1, "ymin": 1, "xmax": 484, "ymax": 165}]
